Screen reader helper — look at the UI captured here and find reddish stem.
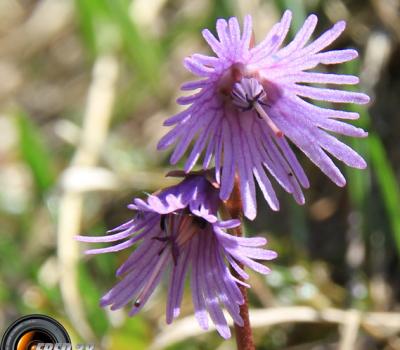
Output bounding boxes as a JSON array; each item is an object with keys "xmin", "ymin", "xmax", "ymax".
[
  {"xmin": 224, "ymin": 177, "xmax": 255, "ymax": 350},
  {"xmin": 234, "ymin": 280, "xmax": 254, "ymax": 350}
]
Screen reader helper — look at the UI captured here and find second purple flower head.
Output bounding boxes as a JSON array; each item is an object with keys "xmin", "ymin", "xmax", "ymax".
[{"xmin": 76, "ymin": 173, "xmax": 276, "ymax": 338}]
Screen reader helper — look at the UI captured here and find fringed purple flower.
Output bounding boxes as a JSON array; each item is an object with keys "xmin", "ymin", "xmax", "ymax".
[
  {"xmin": 157, "ymin": 11, "xmax": 369, "ymax": 220},
  {"xmin": 76, "ymin": 175, "xmax": 276, "ymax": 339}
]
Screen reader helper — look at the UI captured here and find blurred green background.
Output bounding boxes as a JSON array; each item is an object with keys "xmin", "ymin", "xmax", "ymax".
[{"xmin": 1, "ymin": 0, "xmax": 400, "ymax": 349}]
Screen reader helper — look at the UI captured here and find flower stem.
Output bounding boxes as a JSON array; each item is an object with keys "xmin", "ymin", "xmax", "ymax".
[
  {"xmin": 234, "ymin": 277, "xmax": 254, "ymax": 350},
  {"xmin": 223, "ymin": 176, "xmax": 255, "ymax": 350}
]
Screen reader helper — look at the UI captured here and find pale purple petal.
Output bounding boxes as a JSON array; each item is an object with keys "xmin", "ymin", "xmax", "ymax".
[
  {"xmin": 241, "ymin": 15, "xmax": 252, "ymax": 51},
  {"xmin": 166, "ymin": 248, "xmax": 190, "ymax": 323},
  {"xmin": 191, "ymin": 233, "xmax": 209, "ymax": 330},
  {"xmin": 287, "ymin": 84, "xmax": 370, "ymax": 104},
  {"xmin": 276, "ymin": 14, "xmax": 318, "ymax": 58},
  {"xmin": 220, "ymin": 118, "xmax": 235, "ymax": 200},
  {"xmin": 201, "ymin": 231, "xmax": 231, "ymax": 338}
]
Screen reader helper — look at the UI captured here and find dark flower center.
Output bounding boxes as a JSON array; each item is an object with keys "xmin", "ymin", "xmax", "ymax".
[
  {"xmin": 134, "ymin": 212, "xmax": 210, "ymax": 308},
  {"xmin": 154, "ymin": 212, "xmax": 209, "ymax": 266},
  {"xmin": 231, "ymin": 77, "xmax": 266, "ymax": 111},
  {"xmin": 192, "ymin": 216, "xmax": 208, "ymax": 229}
]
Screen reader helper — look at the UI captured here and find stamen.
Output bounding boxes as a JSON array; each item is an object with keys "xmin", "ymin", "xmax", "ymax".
[
  {"xmin": 167, "ymin": 212, "xmax": 175, "ymax": 237},
  {"xmin": 231, "ymin": 77, "xmax": 284, "ymax": 138},
  {"xmin": 152, "ymin": 236, "xmax": 169, "ymax": 242},
  {"xmin": 253, "ymin": 102, "xmax": 283, "ymax": 138},
  {"xmin": 171, "ymin": 243, "xmax": 180, "ymax": 266},
  {"xmin": 157, "ymin": 246, "xmax": 166, "ymax": 256},
  {"xmin": 192, "ymin": 216, "xmax": 208, "ymax": 229},
  {"xmin": 175, "ymin": 215, "xmax": 199, "ymax": 247},
  {"xmin": 160, "ymin": 215, "xmax": 166, "ymax": 231}
]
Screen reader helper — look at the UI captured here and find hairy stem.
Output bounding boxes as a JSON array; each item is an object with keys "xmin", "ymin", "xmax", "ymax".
[{"xmin": 223, "ymin": 176, "xmax": 255, "ymax": 350}]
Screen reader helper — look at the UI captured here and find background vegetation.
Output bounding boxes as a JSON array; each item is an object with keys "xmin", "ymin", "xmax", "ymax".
[{"xmin": 1, "ymin": 0, "xmax": 400, "ymax": 349}]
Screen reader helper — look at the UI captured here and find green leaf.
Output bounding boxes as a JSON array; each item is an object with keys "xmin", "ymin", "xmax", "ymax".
[
  {"xmin": 275, "ymin": 0, "xmax": 307, "ymax": 37},
  {"xmin": 76, "ymin": 0, "xmax": 162, "ymax": 91},
  {"xmin": 108, "ymin": 317, "xmax": 151, "ymax": 350},
  {"xmin": 105, "ymin": 0, "xmax": 162, "ymax": 91},
  {"xmin": 74, "ymin": 0, "xmax": 98, "ymax": 57},
  {"xmin": 343, "ymin": 61, "xmax": 400, "ymax": 253},
  {"xmin": 369, "ymin": 135, "xmax": 400, "ymax": 250},
  {"xmin": 75, "ymin": 0, "xmax": 120, "ymax": 56},
  {"xmin": 78, "ymin": 262, "xmax": 108, "ymax": 336},
  {"xmin": 16, "ymin": 111, "xmax": 55, "ymax": 194}
]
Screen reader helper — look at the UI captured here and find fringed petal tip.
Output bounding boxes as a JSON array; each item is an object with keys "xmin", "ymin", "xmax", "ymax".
[
  {"xmin": 359, "ymin": 93, "xmax": 370, "ymax": 105},
  {"xmin": 216, "ymin": 219, "xmax": 241, "ymax": 229},
  {"xmin": 75, "ymin": 234, "xmax": 109, "ymax": 243},
  {"xmin": 99, "ymin": 298, "xmax": 110, "ymax": 308},
  {"xmin": 282, "ymin": 9, "xmax": 293, "ymax": 21},
  {"xmin": 295, "ymin": 196, "xmax": 306, "ymax": 206},
  {"xmin": 270, "ymin": 202, "xmax": 280, "ymax": 211},
  {"xmin": 307, "ymin": 13, "xmax": 318, "ymax": 22},
  {"xmin": 83, "ymin": 248, "xmax": 103, "ymax": 255},
  {"xmin": 217, "ymin": 326, "xmax": 231, "ymax": 340},
  {"xmin": 157, "ymin": 138, "xmax": 169, "ymax": 150},
  {"xmin": 194, "ymin": 310, "xmax": 209, "ymax": 331},
  {"xmin": 335, "ymin": 20, "xmax": 347, "ymax": 32},
  {"xmin": 266, "ymin": 250, "xmax": 278, "ymax": 260},
  {"xmin": 191, "ymin": 210, "xmax": 218, "ymax": 223},
  {"xmin": 245, "ymin": 212, "xmax": 256, "ymax": 221},
  {"xmin": 354, "ymin": 157, "xmax": 367, "ymax": 169},
  {"xmin": 242, "ymin": 14, "xmax": 252, "ymax": 31}
]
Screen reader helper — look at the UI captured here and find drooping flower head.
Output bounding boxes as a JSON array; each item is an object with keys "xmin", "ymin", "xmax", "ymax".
[
  {"xmin": 158, "ymin": 11, "xmax": 369, "ymax": 220},
  {"xmin": 76, "ymin": 174, "xmax": 276, "ymax": 338}
]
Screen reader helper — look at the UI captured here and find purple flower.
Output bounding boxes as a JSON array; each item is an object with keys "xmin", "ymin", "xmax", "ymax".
[
  {"xmin": 76, "ymin": 175, "xmax": 276, "ymax": 339},
  {"xmin": 157, "ymin": 11, "xmax": 369, "ymax": 220}
]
